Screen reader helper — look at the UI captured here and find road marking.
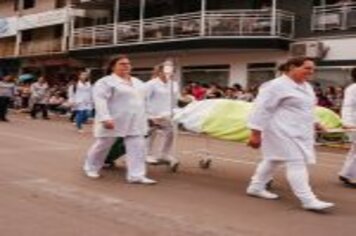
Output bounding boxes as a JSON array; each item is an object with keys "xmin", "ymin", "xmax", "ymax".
[{"xmin": 0, "ymin": 132, "xmax": 78, "ymax": 149}]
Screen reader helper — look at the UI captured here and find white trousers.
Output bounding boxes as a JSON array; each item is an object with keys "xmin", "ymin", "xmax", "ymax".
[
  {"xmin": 84, "ymin": 136, "xmax": 146, "ymax": 179},
  {"xmin": 248, "ymin": 159, "xmax": 318, "ymax": 204},
  {"xmin": 147, "ymin": 119, "xmax": 176, "ymax": 161},
  {"xmin": 339, "ymin": 142, "xmax": 356, "ymax": 179}
]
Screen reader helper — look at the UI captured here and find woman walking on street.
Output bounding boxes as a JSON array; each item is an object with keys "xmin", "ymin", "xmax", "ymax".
[
  {"xmin": 246, "ymin": 57, "xmax": 334, "ymax": 211},
  {"xmin": 339, "ymin": 67, "xmax": 356, "ymax": 188},
  {"xmin": 145, "ymin": 64, "xmax": 180, "ymax": 170},
  {"xmin": 83, "ymin": 55, "xmax": 156, "ymax": 185},
  {"xmin": 68, "ymin": 71, "xmax": 93, "ymax": 133}
]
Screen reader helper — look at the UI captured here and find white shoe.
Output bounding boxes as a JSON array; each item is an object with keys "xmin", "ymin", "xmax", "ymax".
[
  {"xmin": 84, "ymin": 170, "xmax": 100, "ymax": 179},
  {"xmin": 302, "ymin": 199, "xmax": 335, "ymax": 211},
  {"xmin": 127, "ymin": 176, "xmax": 157, "ymax": 185},
  {"xmin": 146, "ymin": 155, "xmax": 159, "ymax": 164},
  {"xmin": 246, "ymin": 187, "xmax": 279, "ymax": 200}
]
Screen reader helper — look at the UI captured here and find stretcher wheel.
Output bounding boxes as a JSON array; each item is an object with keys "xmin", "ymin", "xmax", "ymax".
[{"xmin": 199, "ymin": 159, "xmax": 212, "ymax": 169}]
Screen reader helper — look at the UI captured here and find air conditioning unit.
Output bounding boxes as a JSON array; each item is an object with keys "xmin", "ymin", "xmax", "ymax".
[{"xmin": 289, "ymin": 41, "xmax": 326, "ymax": 59}]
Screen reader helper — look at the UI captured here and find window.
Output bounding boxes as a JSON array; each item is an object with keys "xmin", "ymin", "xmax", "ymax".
[
  {"xmin": 313, "ymin": 67, "xmax": 352, "ymax": 88},
  {"xmin": 22, "ymin": 30, "xmax": 33, "ymax": 42},
  {"xmin": 24, "ymin": 0, "xmax": 36, "ymax": 10},
  {"xmin": 132, "ymin": 68, "xmax": 153, "ymax": 82},
  {"xmin": 247, "ymin": 63, "xmax": 276, "ymax": 88},
  {"xmin": 182, "ymin": 65, "xmax": 230, "ymax": 87}
]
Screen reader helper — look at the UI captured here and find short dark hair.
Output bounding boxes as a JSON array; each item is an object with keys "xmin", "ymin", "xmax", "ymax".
[
  {"xmin": 106, "ymin": 54, "xmax": 129, "ymax": 75},
  {"xmin": 351, "ymin": 67, "xmax": 356, "ymax": 83},
  {"xmin": 284, "ymin": 57, "xmax": 315, "ymax": 72}
]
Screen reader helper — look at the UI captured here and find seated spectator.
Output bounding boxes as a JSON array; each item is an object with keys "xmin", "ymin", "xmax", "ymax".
[
  {"xmin": 178, "ymin": 87, "xmax": 196, "ymax": 108},
  {"xmin": 48, "ymin": 92, "xmax": 68, "ymax": 115}
]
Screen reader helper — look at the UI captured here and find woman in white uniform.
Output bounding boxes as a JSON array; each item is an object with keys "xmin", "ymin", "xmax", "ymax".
[
  {"xmin": 83, "ymin": 55, "xmax": 156, "ymax": 185},
  {"xmin": 145, "ymin": 64, "xmax": 179, "ymax": 170},
  {"xmin": 68, "ymin": 71, "xmax": 93, "ymax": 132},
  {"xmin": 246, "ymin": 57, "xmax": 334, "ymax": 211},
  {"xmin": 339, "ymin": 67, "xmax": 356, "ymax": 188}
]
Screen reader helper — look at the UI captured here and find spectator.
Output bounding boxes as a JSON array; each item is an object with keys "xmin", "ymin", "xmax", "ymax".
[
  {"xmin": 0, "ymin": 75, "xmax": 16, "ymax": 122},
  {"xmin": 30, "ymin": 76, "xmax": 50, "ymax": 120},
  {"xmin": 178, "ymin": 87, "xmax": 196, "ymax": 107},
  {"xmin": 190, "ymin": 82, "xmax": 206, "ymax": 100}
]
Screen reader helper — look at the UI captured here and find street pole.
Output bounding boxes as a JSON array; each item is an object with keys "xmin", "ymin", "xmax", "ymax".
[
  {"xmin": 113, "ymin": 0, "xmax": 119, "ymax": 44},
  {"xmin": 139, "ymin": 0, "xmax": 145, "ymax": 42},
  {"xmin": 200, "ymin": 0, "xmax": 206, "ymax": 36},
  {"xmin": 271, "ymin": 0, "xmax": 277, "ymax": 36}
]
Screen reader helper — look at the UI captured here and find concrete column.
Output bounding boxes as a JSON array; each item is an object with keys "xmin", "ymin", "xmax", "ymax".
[{"xmin": 229, "ymin": 62, "xmax": 248, "ymax": 88}]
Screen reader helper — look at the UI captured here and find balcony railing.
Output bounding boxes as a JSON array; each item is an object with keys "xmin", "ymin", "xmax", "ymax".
[
  {"xmin": 20, "ymin": 38, "xmax": 64, "ymax": 56},
  {"xmin": 312, "ymin": 3, "xmax": 356, "ymax": 31},
  {"xmin": 0, "ymin": 38, "xmax": 16, "ymax": 58},
  {"xmin": 0, "ymin": 45, "xmax": 16, "ymax": 58},
  {"xmin": 71, "ymin": 9, "xmax": 294, "ymax": 49}
]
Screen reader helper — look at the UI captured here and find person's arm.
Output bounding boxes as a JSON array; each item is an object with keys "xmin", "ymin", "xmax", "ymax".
[
  {"xmin": 247, "ymin": 84, "xmax": 283, "ymax": 148},
  {"xmin": 93, "ymin": 79, "xmax": 114, "ymax": 129}
]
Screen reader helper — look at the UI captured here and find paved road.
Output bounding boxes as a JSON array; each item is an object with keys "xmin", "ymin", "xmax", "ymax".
[{"xmin": 0, "ymin": 114, "xmax": 355, "ymax": 236}]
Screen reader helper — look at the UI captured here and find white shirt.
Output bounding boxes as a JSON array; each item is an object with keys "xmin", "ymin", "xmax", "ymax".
[
  {"xmin": 30, "ymin": 82, "xmax": 49, "ymax": 104},
  {"xmin": 341, "ymin": 83, "xmax": 356, "ymax": 141},
  {"xmin": 93, "ymin": 74, "xmax": 148, "ymax": 137},
  {"xmin": 68, "ymin": 81, "xmax": 93, "ymax": 110},
  {"xmin": 248, "ymin": 75, "xmax": 317, "ymax": 164},
  {"xmin": 145, "ymin": 77, "xmax": 179, "ymax": 118}
]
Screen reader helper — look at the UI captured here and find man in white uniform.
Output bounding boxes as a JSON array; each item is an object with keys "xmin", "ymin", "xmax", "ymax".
[
  {"xmin": 339, "ymin": 67, "xmax": 356, "ymax": 188},
  {"xmin": 83, "ymin": 55, "xmax": 156, "ymax": 185},
  {"xmin": 246, "ymin": 57, "xmax": 335, "ymax": 211},
  {"xmin": 145, "ymin": 64, "xmax": 179, "ymax": 170}
]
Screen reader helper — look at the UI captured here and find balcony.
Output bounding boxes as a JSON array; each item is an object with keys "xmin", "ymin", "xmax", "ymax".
[
  {"xmin": 20, "ymin": 38, "xmax": 64, "ymax": 56},
  {"xmin": 312, "ymin": 2, "xmax": 356, "ymax": 31},
  {"xmin": 70, "ymin": 9, "xmax": 294, "ymax": 50}
]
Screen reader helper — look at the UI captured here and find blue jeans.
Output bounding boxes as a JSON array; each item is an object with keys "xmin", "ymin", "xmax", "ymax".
[{"xmin": 75, "ymin": 109, "xmax": 90, "ymax": 130}]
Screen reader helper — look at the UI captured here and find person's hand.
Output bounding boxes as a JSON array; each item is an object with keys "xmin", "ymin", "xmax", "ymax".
[
  {"xmin": 102, "ymin": 120, "xmax": 115, "ymax": 130},
  {"xmin": 247, "ymin": 131, "xmax": 261, "ymax": 149}
]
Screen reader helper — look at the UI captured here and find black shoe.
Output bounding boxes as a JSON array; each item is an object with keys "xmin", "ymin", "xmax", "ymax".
[
  {"xmin": 0, "ymin": 118, "xmax": 9, "ymax": 122},
  {"xmin": 103, "ymin": 162, "xmax": 116, "ymax": 169},
  {"xmin": 43, "ymin": 117, "xmax": 50, "ymax": 120},
  {"xmin": 339, "ymin": 176, "xmax": 356, "ymax": 188}
]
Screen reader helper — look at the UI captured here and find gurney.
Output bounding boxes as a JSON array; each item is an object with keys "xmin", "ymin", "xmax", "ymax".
[{"xmin": 173, "ymin": 99, "xmax": 345, "ymax": 170}]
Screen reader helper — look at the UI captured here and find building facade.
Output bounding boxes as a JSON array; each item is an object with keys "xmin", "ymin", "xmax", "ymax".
[{"xmin": 1, "ymin": 0, "xmax": 356, "ymax": 87}]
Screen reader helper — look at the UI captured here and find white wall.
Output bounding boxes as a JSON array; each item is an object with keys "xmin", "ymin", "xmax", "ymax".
[{"xmin": 130, "ymin": 49, "xmax": 288, "ymax": 87}]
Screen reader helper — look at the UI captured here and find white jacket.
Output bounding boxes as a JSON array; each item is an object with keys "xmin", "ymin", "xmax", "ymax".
[
  {"xmin": 341, "ymin": 83, "xmax": 356, "ymax": 141},
  {"xmin": 68, "ymin": 81, "xmax": 93, "ymax": 111},
  {"xmin": 145, "ymin": 78, "xmax": 179, "ymax": 118},
  {"xmin": 248, "ymin": 75, "xmax": 317, "ymax": 164},
  {"xmin": 92, "ymin": 74, "xmax": 148, "ymax": 137}
]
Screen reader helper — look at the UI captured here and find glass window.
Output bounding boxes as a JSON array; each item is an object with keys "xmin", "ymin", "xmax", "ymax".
[
  {"xmin": 182, "ymin": 65, "xmax": 230, "ymax": 87},
  {"xmin": 247, "ymin": 63, "xmax": 276, "ymax": 88},
  {"xmin": 132, "ymin": 68, "xmax": 153, "ymax": 82},
  {"xmin": 313, "ymin": 67, "xmax": 352, "ymax": 88}
]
